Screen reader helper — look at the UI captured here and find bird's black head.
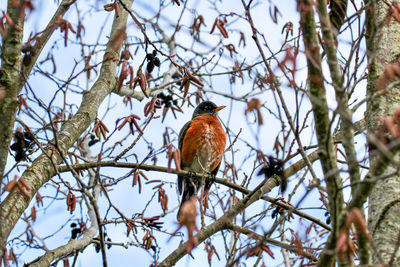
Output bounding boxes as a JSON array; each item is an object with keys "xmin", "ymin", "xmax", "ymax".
[{"xmin": 192, "ymin": 101, "xmax": 225, "ymax": 118}]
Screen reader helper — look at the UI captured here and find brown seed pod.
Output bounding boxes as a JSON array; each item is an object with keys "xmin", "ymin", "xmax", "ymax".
[{"xmin": 139, "ymin": 73, "xmax": 149, "ymax": 98}]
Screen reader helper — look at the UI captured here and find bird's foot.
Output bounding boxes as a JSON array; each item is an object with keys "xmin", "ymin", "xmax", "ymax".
[{"xmin": 187, "ymin": 169, "xmax": 196, "ymax": 177}]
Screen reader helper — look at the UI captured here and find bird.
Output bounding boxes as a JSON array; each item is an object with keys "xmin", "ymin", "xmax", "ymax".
[{"xmin": 177, "ymin": 101, "xmax": 226, "ymax": 220}]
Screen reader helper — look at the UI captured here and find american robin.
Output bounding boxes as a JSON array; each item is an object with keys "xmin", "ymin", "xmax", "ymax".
[{"xmin": 177, "ymin": 101, "xmax": 226, "ymax": 219}]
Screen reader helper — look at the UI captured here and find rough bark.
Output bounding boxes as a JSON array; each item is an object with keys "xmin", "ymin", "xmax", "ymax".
[
  {"xmin": 0, "ymin": 0, "xmax": 75, "ymax": 183},
  {"xmin": 366, "ymin": 0, "xmax": 400, "ymax": 265},
  {"xmin": 0, "ymin": 0, "xmax": 25, "ymax": 183}
]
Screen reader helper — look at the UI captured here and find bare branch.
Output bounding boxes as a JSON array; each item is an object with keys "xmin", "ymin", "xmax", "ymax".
[{"xmin": 28, "ymin": 185, "xmax": 101, "ymax": 267}]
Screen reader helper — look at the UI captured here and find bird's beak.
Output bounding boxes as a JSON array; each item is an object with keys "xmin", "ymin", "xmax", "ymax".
[{"xmin": 213, "ymin": 106, "xmax": 226, "ymax": 112}]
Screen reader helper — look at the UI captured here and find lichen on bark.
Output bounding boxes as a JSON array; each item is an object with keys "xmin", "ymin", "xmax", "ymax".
[{"xmin": 366, "ymin": 0, "xmax": 400, "ymax": 264}]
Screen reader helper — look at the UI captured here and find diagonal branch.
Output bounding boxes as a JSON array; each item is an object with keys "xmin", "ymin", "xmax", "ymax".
[
  {"xmin": 0, "ymin": 0, "xmax": 134, "ymax": 260},
  {"xmin": 298, "ymin": 1, "xmax": 345, "ymax": 266},
  {"xmin": 158, "ymin": 175, "xmax": 281, "ymax": 267},
  {"xmin": 315, "ymin": 0, "xmax": 371, "ymax": 265}
]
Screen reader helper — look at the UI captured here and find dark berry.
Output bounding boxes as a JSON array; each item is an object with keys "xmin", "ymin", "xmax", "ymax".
[
  {"xmin": 71, "ymin": 228, "xmax": 81, "ymax": 239},
  {"xmin": 146, "ymin": 53, "xmax": 154, "ymax": 61},
  {"xmin": 89, "ymin": 139, "xmax": 99, "ymax": 147},
  {"xmin": 154, "ymin": 57, "xmax": 161, "ymax": 67},
  {"xmin": 147, "ymin": 61, "xmax": 155, "ymax": 73}
]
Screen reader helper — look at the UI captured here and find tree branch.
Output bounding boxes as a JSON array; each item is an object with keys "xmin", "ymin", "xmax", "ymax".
[
  {"xmin": 158, "ymin": 175, "xmax": 281, "ymax": 267},
  {"xmin": 0, "ymin": 0, "xmax": 26, "ymax": 183},
  {"xmin": 58, "ymin": 159, "xmax": 331, "ymax": 231},
  {"xmin": 0, "ymin": 0, "xmax": 134, "ymax": 260},
  {"xmin": 227, "ymin": 224, "xmax": 317, "ymax": 261},
  {"xmin": 28, "ymin": 185, "xmax": 101, "ymax": 267},
  {"xmin": 299, "ymin": 1, "xmax": 344, "ymax": 265},
  {"xmin": 316, "ymin": 0, "xmax": 371, "ymax": 265},
  {"xmin": 112, "ymin": 3, "xmax": 179, "ymax": 100}
]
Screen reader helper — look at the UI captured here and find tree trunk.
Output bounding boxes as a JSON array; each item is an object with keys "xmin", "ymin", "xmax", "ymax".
[
  {"xmin": 366, "ymin": 0, "xmax": 400, "ymax": 264},
  {"xmin": 0, "ymin": 0, "xmax": 25, "ymax": 182}
]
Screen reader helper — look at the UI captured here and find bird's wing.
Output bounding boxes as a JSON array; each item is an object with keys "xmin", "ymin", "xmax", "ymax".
[
  {"xmin": 178, "ymin": 121, "xmax": 191, "ymax": 152},
  {"xmin": 177, "ymin": 121, "xmax": 191, "ymax": 194}
]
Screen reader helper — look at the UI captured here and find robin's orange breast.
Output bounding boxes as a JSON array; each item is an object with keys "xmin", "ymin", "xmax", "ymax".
[{"xmin": 181, "ymin": 115, "xmax": 226, "ymax": 173}]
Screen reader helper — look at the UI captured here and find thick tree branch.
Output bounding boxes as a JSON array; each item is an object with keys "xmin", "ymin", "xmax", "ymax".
[
  {"xmin": 0, "ymin": 0, "xmax": 133, "ymax": 260},
  {"xmin": 317, "ymin": 0, "xmax": 361, "ymax": 196},
  {"xmin": 366, "ymin": 0, "xmax": 400, "ymax": 264},
  {"xmin": 316, "ymin": 0, "xmax": 371, "ymax": 265},
  {"xmin": 0, "ymin": 0, "xmax": 75, "ymax": 184},
  {"xmin": 0, "ymin": 1, "xmax": 26, "ymax": 258},
  {"xmin": 299, "ymin": 1, "xmax": 344, "ymax": 265},
  {"xmin": 0, "ymin": 0, "xmax": 26, "ymax": 184},
  {"xmin": 158, "ymin": 175, "xmax": 281, "ymax": 267}
]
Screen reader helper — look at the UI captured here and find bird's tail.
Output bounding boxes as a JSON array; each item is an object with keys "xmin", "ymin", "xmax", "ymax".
[{"xmin": 177, "ymin": 180, "xmax": 198, "ymax": 220}]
